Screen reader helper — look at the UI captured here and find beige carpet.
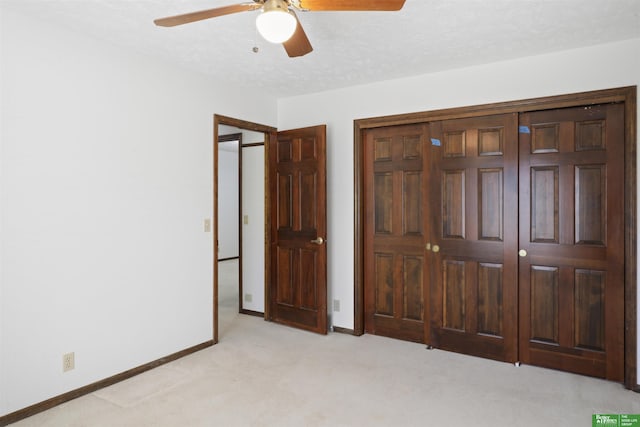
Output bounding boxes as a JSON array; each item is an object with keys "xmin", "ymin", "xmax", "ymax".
[{"xmin": 11, "ymin": 260, "xmax": 640, "ymax": 426}]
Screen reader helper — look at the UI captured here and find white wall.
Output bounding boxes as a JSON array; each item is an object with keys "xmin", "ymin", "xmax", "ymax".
[
  {"xmin": 240, "ymin": 129, "xmax": 266, "ymax": 145},
  {"xmin": 0, "ymin": 7, "xmax": 276, "ymax": 416},
  {"xmin": 218, "ymin": 146, "xmax": 240, "ymax": 260},
  {"xmin": 242, "ymin": 145, "xmax": 265, "ymax": 312},
  {"xmin": 277, "ymin": 39, "xmax": 640, "ymax": 344}
]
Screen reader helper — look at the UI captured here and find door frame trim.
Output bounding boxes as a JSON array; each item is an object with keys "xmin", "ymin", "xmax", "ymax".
[
  {"xmin": 213, "ymin": 114, "xmax": 276, "ymax": 344},
  {"xmin": 353, "ymin": 86, "xmax": 637, "ymax": 388}
]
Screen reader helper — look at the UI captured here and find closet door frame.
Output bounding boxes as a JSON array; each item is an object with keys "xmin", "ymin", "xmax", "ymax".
[{"xmin": 353, "ymin": 86, "xmax": 637, "ymax": 389}]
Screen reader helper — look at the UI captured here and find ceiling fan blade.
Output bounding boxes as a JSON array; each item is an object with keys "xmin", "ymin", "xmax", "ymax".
[
  {"xmin": 298, "ymin": 0, "xmax": 405, "ymax": 11},
  {"xmin": 154, "ymin": 3, "xmax": 260, "ymax": 27},
  {"xmin": 283, "ymin": 12, "xmax": 313, "ymax": 58}
]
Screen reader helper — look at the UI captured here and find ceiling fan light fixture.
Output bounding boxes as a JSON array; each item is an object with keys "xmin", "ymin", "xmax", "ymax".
[{"xmin": 256, "ymin": 0, "xmax": 297, "ymax": 44}]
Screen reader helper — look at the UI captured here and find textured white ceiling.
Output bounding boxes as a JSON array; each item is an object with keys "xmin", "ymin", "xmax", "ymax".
[{"xmin": 3, "ymin": 0, "xmax": 639, "ymax": 97}]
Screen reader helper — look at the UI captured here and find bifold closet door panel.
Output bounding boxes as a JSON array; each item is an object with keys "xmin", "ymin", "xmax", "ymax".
[
  {"xmin": 518, "ymin": 104, "xmax": 624, "ymax": 381},
  {"xmin": 363, "ymin": 124, "xmax": 431, "ymax": 343},
  {"xmin": 429, "ymin": 114, "xmax": 519, "ymax": 362}
]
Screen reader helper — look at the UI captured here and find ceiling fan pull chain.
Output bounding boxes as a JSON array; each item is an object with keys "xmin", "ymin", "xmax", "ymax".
[{"xmin": 252, "ymin": 26, "xmax": 260, "ymax": 53}]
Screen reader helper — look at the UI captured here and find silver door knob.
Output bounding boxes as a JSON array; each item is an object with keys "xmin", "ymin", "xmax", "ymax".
[
  {"xmin": 518, "ymin": 249, "xmax": 527, "ymax": 257},
  {"xmin": 432, "ymin": 245, "xmax": 440, "ymax": 253},
  {"xmin": 310, "ymin": 237, "xmax": 325, "ymax": 245}
]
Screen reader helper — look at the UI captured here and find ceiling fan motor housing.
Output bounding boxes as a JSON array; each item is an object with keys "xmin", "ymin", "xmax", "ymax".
[{"xmin": 263, "ymin": 0, "xmax": 291, "ymax": 13}]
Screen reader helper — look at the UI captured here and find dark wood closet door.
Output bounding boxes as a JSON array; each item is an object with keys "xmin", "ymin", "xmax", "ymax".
[
  {"xmin": 429, "ymin": 114, "xmax": 519, "ymax": 362},
  {"xmin": 518, "ymin": 104, "xmax": 624, "ymax": 380},
  {"xmin": 269, "ymin": 125, "xmax": 327, "ymax": 334},
  {"xmin": 363, "ymin": 124, "xmax": 430, "ymax": 343}
]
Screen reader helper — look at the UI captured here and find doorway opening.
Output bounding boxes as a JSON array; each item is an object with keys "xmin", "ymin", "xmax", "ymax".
[
  {"xmin": 214, "ymin": 115, "xmax": 276, "ymax": 343},
  {"xmin": 213, "ymin": 115, "xmax": 329, "ymax": 341},
  {"xmin": 217, "ymin": 132, "xmax": 242, "ymax": 337}
]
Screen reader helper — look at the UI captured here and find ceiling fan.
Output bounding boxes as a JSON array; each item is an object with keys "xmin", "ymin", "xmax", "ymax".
[{"xmin": 154, "ymin": 0, "xmax": 406, "ymax": 58}]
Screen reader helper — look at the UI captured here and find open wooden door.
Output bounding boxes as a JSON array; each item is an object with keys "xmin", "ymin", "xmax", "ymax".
[{"xmin": 269, "ymin": 125, "xmax": 327, "ymax": 334}]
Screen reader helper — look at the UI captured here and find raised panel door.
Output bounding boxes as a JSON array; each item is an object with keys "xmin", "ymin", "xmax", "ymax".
[
  {"xmin": 518, "ymin": 104, "xmax": 624, "ymax": 380},
  {"xmin": 429, "ymin": 114, "xmax": 519, "ymax": 362},
  {"xmin": 270, "ymin": 125, "xmax": 327, "ymax": 334},
  {"xmin": 364, "ymin": 124, "xmax": 430, "ymax": 343}
]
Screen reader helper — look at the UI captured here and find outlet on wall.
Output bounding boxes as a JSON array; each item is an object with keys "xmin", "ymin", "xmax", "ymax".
[
  {"xmin": 333, "ymin": 299, "xmax": 340, "ymax": 312},
  {"xmin": 63, "ymin": 352, "xmax": 75, "ymax": 372}
]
